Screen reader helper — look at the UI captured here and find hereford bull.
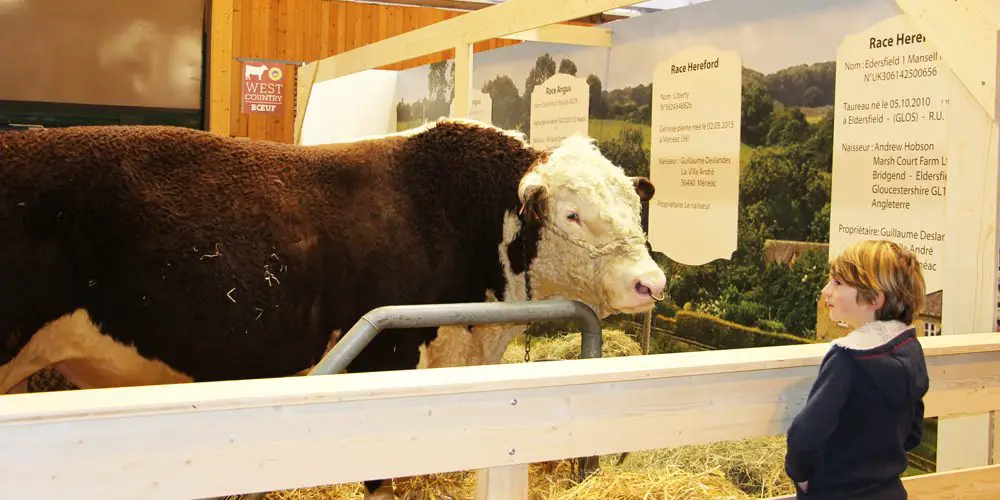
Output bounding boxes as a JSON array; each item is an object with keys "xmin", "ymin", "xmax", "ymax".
[{"xmin": 0, "ymin": 119, "xmax": 665, "ymax": 498}]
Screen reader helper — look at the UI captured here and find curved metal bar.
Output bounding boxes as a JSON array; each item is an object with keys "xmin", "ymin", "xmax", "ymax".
[{"xmin": 308, "ymin": 299, "xmax": 603, "ymax": 376}]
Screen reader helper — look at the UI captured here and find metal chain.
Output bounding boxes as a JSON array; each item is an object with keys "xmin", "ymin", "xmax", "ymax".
[
  {"xmin": 519, "ymin": 226, "xmax": 532, "ymax": 364},
  {"xmin": 523, "ymin": 331, "xmax": 532, "ymax": 362}
]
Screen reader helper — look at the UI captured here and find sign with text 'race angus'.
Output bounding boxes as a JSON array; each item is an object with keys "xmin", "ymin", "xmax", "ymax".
[{"xmin": 529, "ymin": 73, "xmax": 590, "ymax": 151}]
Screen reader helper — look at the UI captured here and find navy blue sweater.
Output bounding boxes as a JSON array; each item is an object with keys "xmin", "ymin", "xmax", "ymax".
[{"xmin": 785, "ymin": 320, "xmax": 929, "ymax": 498}]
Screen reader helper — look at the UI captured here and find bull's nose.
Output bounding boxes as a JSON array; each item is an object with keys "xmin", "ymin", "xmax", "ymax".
[{"xmin": 633, "ymin": 275, "xmax": 666, "ymax": 301}]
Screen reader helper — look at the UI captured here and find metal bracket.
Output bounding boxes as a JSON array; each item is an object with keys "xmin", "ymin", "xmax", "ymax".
[{"xmin": 236, "ymin": 57, "xmax": 308, "ymax": 66}]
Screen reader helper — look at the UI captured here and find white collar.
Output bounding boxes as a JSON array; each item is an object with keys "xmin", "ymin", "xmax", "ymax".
[{"xmin": 831, "ymin": 319, "xmax": 911, "ymax": 350}]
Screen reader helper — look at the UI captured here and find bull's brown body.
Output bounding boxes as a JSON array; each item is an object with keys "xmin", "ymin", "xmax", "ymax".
[
  {"xmin": 0, "ymin": 121, "xmax": 547, "ymax": 381},
  {"xmin": 0, "ymin": 119, "xmax": 664, "ymax": 498}
]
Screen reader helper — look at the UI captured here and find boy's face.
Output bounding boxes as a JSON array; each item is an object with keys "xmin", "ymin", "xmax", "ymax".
[{"xmin": 821, "ymin": 276, "xmax": 878, "ymax": 328}]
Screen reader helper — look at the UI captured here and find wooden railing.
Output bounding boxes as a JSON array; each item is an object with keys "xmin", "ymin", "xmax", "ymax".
[
  {"xmin": 0, "ymin": 333, "xmax": 999, "ymax": 499},
  {"xmin": 766, "ymin": 463, "xmax": 1000, "ymax": 499}
]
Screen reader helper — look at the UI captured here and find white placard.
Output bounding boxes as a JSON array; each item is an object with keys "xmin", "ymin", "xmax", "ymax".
[
  {"xmin": 299, "ymin": 69, "xmax": 399, "ymax": 145},
  {"xmin": 450, "ymin": 90, "xmax": 493, "ymax": 124},
  {"xmin": 648, "ymin": 46, "xmax": 742, "ymax": 266},
  {"xmin": 529, "ymin": 73, "xmax": 590, "ymax": 151},
  {"xmin": 829, "ymin": 15, "xmax": 950, "ymax": 292}
]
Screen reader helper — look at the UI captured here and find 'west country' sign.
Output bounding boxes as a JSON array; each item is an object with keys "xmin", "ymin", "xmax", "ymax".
[{"xmin": 241, "ymin": 62, "xmax": 285, "ymax": 114}]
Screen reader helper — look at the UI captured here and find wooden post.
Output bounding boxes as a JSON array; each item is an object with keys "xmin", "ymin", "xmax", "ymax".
[
  {"xmin": 892, "ymin": 0, "xmax": 1000, "ymax": 472},
  {"xmin": 453, "ymin": 43, "xmax": 473, "ymax": 119},
  {"xmin": 475, "ymin": 464, "xmax": 529, "ymax": 500},
  {"xmin": 208, "ymin": 0, "xmax": 234, "ymax": 136},
  {"xmin": 640, "ymin": 311, "xmax": 652, "ymax": 355},
  {"xmin": 293, "ymin": 63, "xmax": 319, "ymax": 145}
]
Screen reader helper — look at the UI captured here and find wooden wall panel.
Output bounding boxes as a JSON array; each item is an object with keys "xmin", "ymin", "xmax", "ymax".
[{"xmin": 225, "ymin": 0, "xmax": 522, "ymax": 143}]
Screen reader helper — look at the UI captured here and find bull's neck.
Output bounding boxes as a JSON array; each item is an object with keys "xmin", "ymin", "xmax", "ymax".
[
  {"xmin": 497, "ymin": 210, "xmax": 542, "ymax": 303},
  {"xmin": 394, "ymin": 123, "xmax": 547, "ymax": 303}
]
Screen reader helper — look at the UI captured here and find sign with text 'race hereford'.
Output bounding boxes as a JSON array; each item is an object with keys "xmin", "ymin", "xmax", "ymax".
[
  {"xmin": 829, "ymin": 15, "xmax": 950, "ymax": 293},
  {"xmin": 648, "ymin": 45, "xmax": 742, "ymax": 266},
  {"xmin": 242, "ymin": 62, "xmax": 286, "ymax": 114}
]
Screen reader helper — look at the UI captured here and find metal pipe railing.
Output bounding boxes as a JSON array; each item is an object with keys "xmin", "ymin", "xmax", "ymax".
[
  {"xmin": 306, "ymin": 299, "xmax": 604, "ymax": 482},
  {"xmin": 308, "ymin": 299, "xmax": 603, "ymax": 376}
]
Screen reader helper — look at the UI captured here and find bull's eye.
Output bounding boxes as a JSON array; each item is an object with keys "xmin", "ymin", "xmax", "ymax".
[{"xmin": 566, "ymin": 211, "xmax": 581, "ymax": 223}]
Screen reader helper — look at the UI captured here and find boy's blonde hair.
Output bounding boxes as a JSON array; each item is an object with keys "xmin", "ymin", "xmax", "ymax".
[{"xmin": 829, "ymin": 240, "xmax": 926, "ymax": 324}]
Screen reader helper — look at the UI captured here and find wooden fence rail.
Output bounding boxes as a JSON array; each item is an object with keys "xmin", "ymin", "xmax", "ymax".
[{"xmin": 0, "ymin": 333, "xmax": 998, "ymax": 499}]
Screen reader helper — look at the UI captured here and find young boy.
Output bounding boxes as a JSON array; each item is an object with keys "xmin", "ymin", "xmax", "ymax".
[{"xmin": 785, "ymin": 239, "xmax": 930, "ymax": 499}]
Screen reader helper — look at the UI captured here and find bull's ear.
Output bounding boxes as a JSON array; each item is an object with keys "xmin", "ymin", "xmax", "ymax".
[
  {"xmin": 518, "ymin": 173, "xmax": 548, "ymax": 222},
  {"xmin": 632, "ymin": 177, "xmax": 655, "ymax": 201}
]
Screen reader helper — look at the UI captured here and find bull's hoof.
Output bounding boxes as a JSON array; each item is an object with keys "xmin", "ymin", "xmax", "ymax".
[{"xmin": 364, "ymin": 484, "xmax": 397, "ymax": 500}]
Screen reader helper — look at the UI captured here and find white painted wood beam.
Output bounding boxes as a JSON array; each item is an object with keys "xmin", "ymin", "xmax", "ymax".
[
  {"xmin": 500, "ymin": 24, "xmax": 613, "ymax": 47},
  {"xmin": 308, "ymin": 0, "xmax": 637, "ymax": 84}
]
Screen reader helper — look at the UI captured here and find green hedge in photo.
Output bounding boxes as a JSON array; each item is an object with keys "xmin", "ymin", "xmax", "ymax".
[{"xmin": 662, "ymin": 311, "xmax": 816, "ymax": 350}]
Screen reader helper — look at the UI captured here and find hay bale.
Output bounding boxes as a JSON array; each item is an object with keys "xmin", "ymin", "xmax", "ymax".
[
  {"xmin": 502, "ymin": 328, "xmax": 641, "ymax": 363},
  {"xmin": 540, "ymin": 459, "xmax": 747, "ymax": 500},
  {"xmin": 263, "ymin": 483, "xmax": 362, "ymax": 499},
  {"xmin": 649, "ymin": 436, "xmax": 795, "ymax": 498},
  {"xmin": 262, "ymin": 457, "xmax": 750, "ymax": 500}
]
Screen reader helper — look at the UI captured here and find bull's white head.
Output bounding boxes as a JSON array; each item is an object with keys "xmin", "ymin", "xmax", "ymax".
[{"xmin": 516, "ymin": 134, "xmax": 667, "ymax": 318}]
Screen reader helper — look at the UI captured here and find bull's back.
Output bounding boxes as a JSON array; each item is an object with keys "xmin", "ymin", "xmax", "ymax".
[{"xmin": 0, "ymin": 126, "xmax": 339, "ymax": 383}]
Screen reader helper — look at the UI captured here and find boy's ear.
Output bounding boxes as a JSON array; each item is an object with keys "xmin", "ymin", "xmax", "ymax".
[{"xmin": 869, "ymin": 291, "xmax": 886, "ymax": 310}]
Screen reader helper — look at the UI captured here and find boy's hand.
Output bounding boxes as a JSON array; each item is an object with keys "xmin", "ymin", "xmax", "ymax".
[{"xmin": 797, "ymin": 481, "xmax": 809, "ymax": 492}]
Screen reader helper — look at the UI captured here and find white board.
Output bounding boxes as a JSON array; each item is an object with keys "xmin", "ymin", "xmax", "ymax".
[{"xmin": 299, "ymin": 69, "xmax": 400, "ymax": 145}]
